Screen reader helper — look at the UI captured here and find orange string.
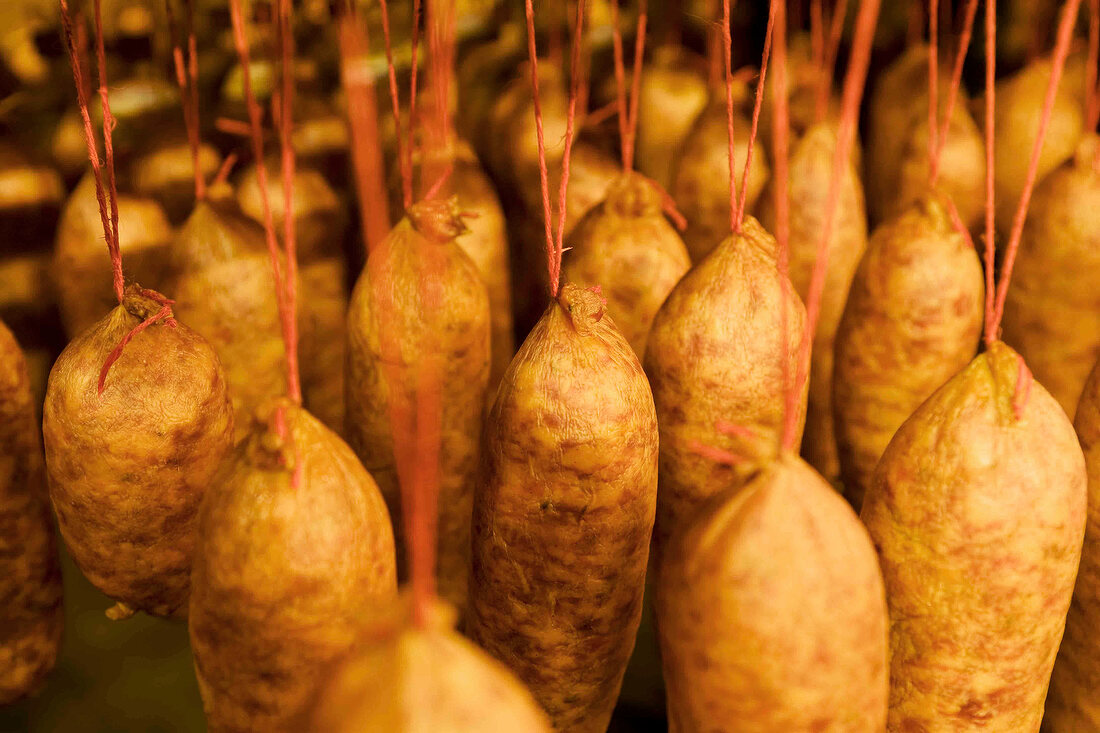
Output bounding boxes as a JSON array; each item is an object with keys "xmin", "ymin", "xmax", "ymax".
[
  {"xmin": 609, "ymin": 0, "xmax": 648, "ymax": 172},
  {"xmin": 277, "ymin": 0, "xmax": 301, "ymax": 406},
  {"xmin": 59, "ymin": 0, "xmax": 122, "ymax": 304},
  {"xmin": 185, "ymin": 0, "xmax": 201, "ymax": 188},
  {"xmin": 982, "ymin": 0, "xmax": 995, "ymax": 345},
  {"xmin": 92, "ymin": 0, "xmax": 121, "ymax": 303},
  {"xmin": 930, "ymin": 0, "xmax": 979, "ymax": 186},
  {"xmin": 610, "ymin": 0, "xmax": 629, "ymax": 170},
  {"xmin": 337, "ymin": 10, "xmax": 391, "ymax": 253},
  {"xmin": 645, "ymin": 175, "xmax": 688, "ymax": 230},
  {"xmin": 1012, "ymin": 353, "xmax": 1033, "ymax": 418},
  {"xmin": 523, "ymin": 0, "xmax": 584, "ymax": 297},
  {"xmin": 1089, "ymin": 0, "xmax": 1100, "ymax": 171},
  {"xmin": 707, "ymin": 0, "xmax": 722, "ymax": 90},
  {"xmin": 424, "ymin": 0, "xmax": 456, "ymax": 199},
  {"xmin": 229, "ymin": 0, "xmax": 303, "ymax": 417},
  {"xmin": 626, "ymin": 1, "xmax": 647, "ymax": 172},
  {"xmin": 990, "ymin": 0, "xmax": 1083, "ymax": 341},
  {"xmin": 770, "ymin": 0, "xmax": 797, "ymax": 452},
  {"xmin": 688, "ymin": 440, "xmax": 747, "ymax": 466},
  {"xmin": 735, "ymin": 2, "xmax": 776, "ymax": 232},
  {"xmin": 211, "ymin": 152, "xmax": 238, "ymax": 188},
  {"xmin": 927, "ymin": 0, "xmax": 938, "ymax": 183},
  {"xmin": 523, "ymin": 0, "xmax": 556, "ymax": 293},
  {"xmin": 722, "ymin": 0, "xmax": 738, "ymax": 233},
  {"xmin": 408, "ymin": 0, "xmax": 422, "ymax": 193},
  {"xmin": 165, "ymin": 0, "xmax": 206, "ymax": 202},
  {"xmin": 810, "ymin": 0, "xmax": 825, "ymax": 74},
  {"xmin": 945, "ymin": 197, "xmax": 976, "ymax": 250},
  {"xmin": 378, "ymin": 0, "xmax": 414, "ymax": 210},
  {"xmin": 553, "ymin": 0, "xmax": 585, "ymax": 292},
  {"xmin": 787, "ymin": 0, "xmax": 881, "ymax": 451},
  {"xmin": 98, "ymin": 291, "xmax": 178, "ymax": 395},
  {"xmin": 1089, "ymin": 0, "xmax": 1099, "ymax": 129},
  {"xmin": 816, "ymin": 0, "xmax": 850, "ymax": 119}
]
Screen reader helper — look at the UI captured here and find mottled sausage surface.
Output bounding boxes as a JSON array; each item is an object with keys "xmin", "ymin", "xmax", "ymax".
[
  {"xmin": 0, "ymin": 319, "xmax": 62, "ymax": 703},
  {"xmin": 644, "ymin": 215, "xmax": 806, "ymax": 557},
  {"xmin": 310, "ymin": 597, "xmax": 551, "ymax": 733},
  {"xmin": 758, "ymin": 121, "xmax": 867, "ymax": 481},
  {"xmin": 833, "ymin": 194, "xmax": 983, "ymax": 509},
  {"xmin": 563, "ymin": 171, "xmax": 691, "ymax": 359},
  {"xmin": 189, "ymin": 400, "xmax": 396, "ymax": 733},
  {"xmin": 862, "ymin": 341, "xmax": 1086, "ymax": 732},
  {"xmin": 657, "ymin": 453, "xmax": 888, "ymax": 733},
  {"xmin": 1002, "ymin": 135, "xmax": 1100, "ymax": 417},
  {"xmin": 468, "ymin": 284, "xmax": 658, "ymax": 733},
  {"xmin": 1044, "ymin": 356, "xmax": 1100, "ymax": 732},
  {"xmin": 346, "ymin": 199, "xmax": 490, "ymax": 611},
  {"xmin": 43, "ymin": 286, "xmax": 233, "ymax": 618}
]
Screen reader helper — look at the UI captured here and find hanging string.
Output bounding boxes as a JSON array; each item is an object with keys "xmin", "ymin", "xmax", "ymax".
[
  {"xmin": 1088, "ymin": 0, "xmax": 1099, "ymax": 130},
  {"xmin": 1089, "ymin": 0, "xmax": 1100, "ymax": 171},
  {"xmin": 810, "ymin": 0, "xmax": 825, "ymax": 74},
  {"xmin": 277, "ymin": 0, "xmax": 301, "ymax": 406},
  {"xmin": 722, "ymin": 0, "xmax": 738, "ymax": 234},
  {"xmin": 929, "ymin": 0, "xmax": 979, "ymax": 186},
  {"xmin": 707, "ymin": 0, "xmax": 723, "ymax": 90},
  {"xmin": 98, "ymin": 289, "xmax": 178, "ymax": 395},
  {"xmin": 91, "ymin": 0, "xmax": 120, "ymax": 295},
  {"xmin": 523, "ymin": 0, "xmax": 585, "ymax": 298},
  {"xmin": 735, "ymin": 2, "xmax": 776, "ymax": 232},
  {"xmin": 609, "ymin": 0, "xmax": 647, "ymax": 172},
  {"xmin": 927, "ymin": 0, "xmax": 939, "ymax": 179},
  {"xmin": 982, "ymin": 0, "xmax": 995, "ymax": 344},
  {"xmin": 786, "ymin": 0, "xmax": 882, "ymax": 451},
  {"xmin": 59, "ymin": 0, "xmax": 122, "ymax": 304},
  {"xmin": 165, "ymin": 0, "xmax": 206, "ymax": 202},
  {"xmin": 989, "ymin": 0, "xmax": 1084, "ymax": 341},
  {"xmin": 228, "ymin": 0, "xmax": 304, "ymax": 409},
  {"xmin": 424, "ymin": 0, "xmax": 457, "ymax": 198},
  {"xmin": 337, "ymin": 6, "xmax": 391, "ymax": 252},
  {"xmin": 228, "ymin": 0, "xmax": 286, "ymax": 315},
  {"xmin": 815, "ymin": 0, "xmax": 850, "ymax": 119},
  {"xmin": 374, "ymin": 0, "xmax": 415, "ymax": 208},
  {"xmin": 770, "ymin": 0, "xmax": 798, "ymax": 453}
]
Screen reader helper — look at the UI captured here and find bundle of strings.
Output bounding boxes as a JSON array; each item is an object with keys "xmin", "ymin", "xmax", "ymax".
[
  {"xmin": 523, "ymin": 0, "xmax": 585, "ymax": 298},
  {"xmin": 984, "ymin": 0, "xmax": 1083, "ymax": 410},
  {"xmin": 164, "ymin": 0, "xmax": 205, "ymax": 201},
  {"xmin": 609, "ymin": 0, "xmax": 686, "ymax": 229},
  {"xmin": 228, "ymin": 0, "xmax": 304, "ymax": 484},
  {"xmin": 782, "ymin": 0, "xmax": 881, "ymax": 451},
  {"xmin": 722, "ymin": 0, "xmax": 774, "ymax": 236},
  {"xmin": 811, "ymin": 0, "xmax": 850, "ymax": 120},
  {"xmin": 60, "ymin": 0, "xmax": 181, "ymax": 395},
  {"xmin": 336, "ymin": 3, "xmax": 390, "ymax": 252}
]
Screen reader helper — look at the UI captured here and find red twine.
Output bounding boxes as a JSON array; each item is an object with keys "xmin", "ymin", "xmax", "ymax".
[
  {"xmin": 929, "ymin": 0, "xmax": 979, "ymax": 186},
  {"xmin": 523, "ymin": 0, "xmax": 584, "ymax": 298},
  {"xmin": 610, "ymin": 0, "xmax": 648, "ymax": 172},
  {"xmin": 982, "ymin": 0, "xmax": 996, "ymax": 345},
  {"xmin": 337, "ymin": 9, "xmax": 391, "ymax": 253},
  {"xmin": 378, "ymin": 0, "xmax": 421, "ymax": 210},
  {"xmin": 1012, "ymin": 353, "xmax": 1033, "ymax": 418},
  {"xmin": 59, "ymin": 0, "xmax": 123, "ymax": 304},
  {"xmin": 722, "ymin": 0, "xmax": 738, "ymax": 234},
  {"xmin": 927, "ymin": 0, "xmax": 939, "ymax": 183},
  {"xmin": 165, "ymin": 0, "xmax": 205, "ymax": 201},
  {"xmin": 736, "ymin": 2, "xmax": 776, "ymax": 233},
  {"xmin": 97, "ymin": 289, "xmax": 178, "ymax": 395},
  {"xmin": 228, "ymin": 0, "xmax": 303, "ymax": 441},
  {"xmin": 989, "ymin": 0, "xmax": 1083, "ymax": 343},
  {"xmin": 786, "ymin": 0, "xmax": 882, "ymax": 451}
]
